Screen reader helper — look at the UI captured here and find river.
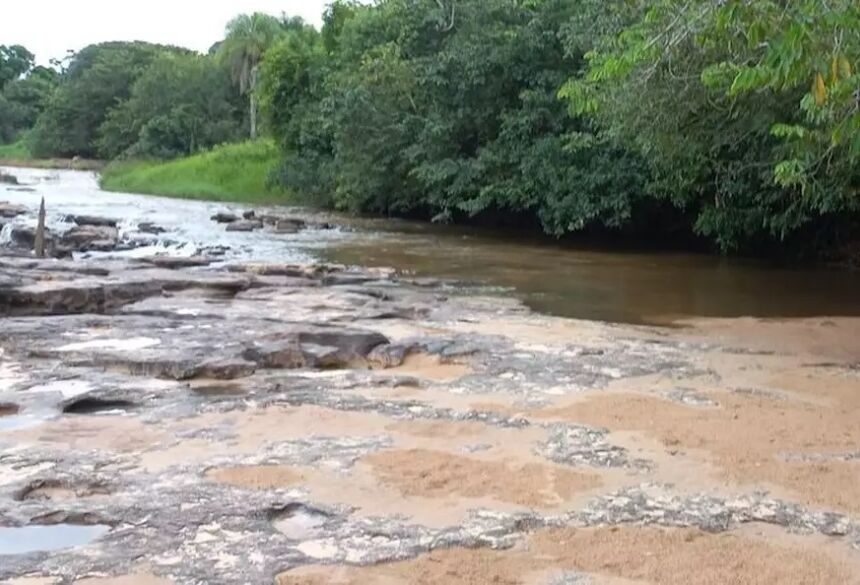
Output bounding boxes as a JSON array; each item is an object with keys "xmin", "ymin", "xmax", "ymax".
[{"xmin": 3, "ymin": 165, "xmax": 859, "ymax": 324}]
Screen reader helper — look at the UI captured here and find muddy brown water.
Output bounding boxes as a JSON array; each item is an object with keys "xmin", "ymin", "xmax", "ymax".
[
  {"xmin": 3, "ymin": 166, "xmax": 859, "ymax": 325},
  {"xmin": 321, "ymin": 220, "xmax": 860, "ymax": 324}
]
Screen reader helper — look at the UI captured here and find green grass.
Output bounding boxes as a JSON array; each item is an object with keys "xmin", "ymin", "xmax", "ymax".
[
  {"xmin": 0, "ymin": 138, "xmax": 32, "ymax": 159},
  {"xmin": 100, "ymin": 141, "xmax": 287, "ymax": 203}
]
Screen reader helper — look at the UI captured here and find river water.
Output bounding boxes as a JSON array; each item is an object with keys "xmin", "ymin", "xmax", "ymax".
[{"xmin": 3, "ymin": 166, "xmax": 859, "ymax": 324}]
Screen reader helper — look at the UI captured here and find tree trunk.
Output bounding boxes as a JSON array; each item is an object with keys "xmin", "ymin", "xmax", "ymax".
[{"xmin": 249, "ymin": 65, "xmax": 259, "ymax": 140}]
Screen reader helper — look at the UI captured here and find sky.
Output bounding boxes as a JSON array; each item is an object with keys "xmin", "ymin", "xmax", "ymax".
[{"xmin": 0, "ymin": 1, "xmax": 330, "ymax": 65}]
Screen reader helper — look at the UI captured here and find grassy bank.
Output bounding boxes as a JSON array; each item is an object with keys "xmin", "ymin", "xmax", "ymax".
[
  {"xmin": 0, "ymin": 138, "xmax": 104, "ymax": 170},
  {"xmin": 0, "ymin": 139, "xmax": 31, "ymax": 159},
  {"xmin": 100, "ymin": 141, "xmax": 285, "ymax": 203}
]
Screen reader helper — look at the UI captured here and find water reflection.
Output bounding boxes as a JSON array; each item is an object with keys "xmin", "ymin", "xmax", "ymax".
[{"xmin": 0, "ymin": 524, "xmax": 110, "ymax": 555}]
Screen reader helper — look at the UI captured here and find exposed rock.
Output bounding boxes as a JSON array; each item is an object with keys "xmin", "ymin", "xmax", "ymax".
[
  {"xmin": 62, "ymin": 397, "xmax": 136, "ymax": 414},
  {"xmin": 243, "ymin": 210, "xmax": 256, "ymax": 220},
  {"xmin": 0, "ymin": 254, "xmax": 857, "ymax": 585},
  {"xmin": 140, "ymin": 256, "xmax": 212, "ymax": 269},
  {"xmin": 225, "ymin": 219, "xmax": 263, "ymax": 232},
  {"xmin": 195, "ymin": 358, "xmax": 257, "ymax": 380},
  {"xmin": 8, "ymin": 225, "xmax": 52, "ymax": 249},
  {"xmin": 274, "ymin": 220, "xmax": 302, "ymax": 234},
  {"xmin": 0, "ymin": 172, "xmax": 19, "ymax": 185},
  {"xmin": 367, "ymin": 343, "xmax": 409, "ymax": 368},
  {"xmin": 58, "ymin": 225, "xmax": 119, "ymax": 252},
  {"xmin": 137, "ymin": 221, "xmax": 166, "ymax": 234},
  {"xmin": 211, "ymin": 212, "xmax": 239, "ymax": 224},
  {"xmin": 66, "ymin": 215, "xmax": 118, "ymax": 228},
  {"xmin": 243, "ymin": 338, "xmax": 308, "ymax": 369},
  {"xmin": 0, "ymin": 201, "xmax": 28, "ymax": 218},
  {"xmin": 0, "ymin": 402, "xmax": 19, "ymax": 416}
]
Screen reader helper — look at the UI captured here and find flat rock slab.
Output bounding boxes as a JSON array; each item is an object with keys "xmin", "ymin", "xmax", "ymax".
[
  {"xmin": 140, "ymin": 256, "xmax": 212, "ymax": 269},
  {"xmin": 0, "ymin": 253, "xmax": 857, "ymax": 584}
]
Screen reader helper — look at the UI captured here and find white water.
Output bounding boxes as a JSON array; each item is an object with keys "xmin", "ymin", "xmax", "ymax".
[{"xmin": 0, "ymin": 166, "xmax": 355, "ymax": 264}]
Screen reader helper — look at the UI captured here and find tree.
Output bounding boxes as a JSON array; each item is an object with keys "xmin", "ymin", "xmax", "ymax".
[
  {"xmin": 560, "ymin": 0, "xmax": 860, "ymax": 251},
  {"xmin": 218, "ymin": 12, "xmax": 284, "ymax": 139},
  {"xmin": 98, "ymin": 53, "xmax": 243, "ymax": 158},
  {"xmin": 30, "ymin": 42, "xmax": 181, "ymax": 158},
  {"xmin": 0, "ymin": 65, "xmax": 58, "ymax": 143},
  {"xmin": 0, "ymin": 45, "xmax": 34, "ymax": 89}
]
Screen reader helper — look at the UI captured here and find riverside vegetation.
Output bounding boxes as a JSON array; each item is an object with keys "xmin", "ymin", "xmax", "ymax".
[{"xmin": 1, "ymin": 1, "xmax": 859, "ymax": 257}]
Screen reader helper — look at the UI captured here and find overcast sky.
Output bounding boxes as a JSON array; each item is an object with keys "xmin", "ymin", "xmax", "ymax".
[{"xmin": 1, "ymin": 1, "xmax": 331, "ymax": 65}]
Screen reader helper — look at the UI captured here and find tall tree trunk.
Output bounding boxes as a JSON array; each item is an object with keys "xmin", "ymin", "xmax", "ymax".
[{"xmin": 249, "ymin": 64, "xmax": 259, "ymax": 140}]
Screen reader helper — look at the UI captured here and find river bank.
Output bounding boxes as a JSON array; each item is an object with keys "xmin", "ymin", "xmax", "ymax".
[
  {"xmin": 99, "ymin": 141, "xmax": 283, "ymax": 204},
  {"xmin": 0, "ymin": 167, "xmax": 858, "ymax": 583}
]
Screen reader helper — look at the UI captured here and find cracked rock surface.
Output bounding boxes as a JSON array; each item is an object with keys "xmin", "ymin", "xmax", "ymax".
[{"xmin": 0, "ymin": 253, "xmax": 858, "ymax": 584}]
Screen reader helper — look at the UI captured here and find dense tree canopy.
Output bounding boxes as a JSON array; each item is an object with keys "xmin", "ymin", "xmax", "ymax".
[
  {"xmin": 561, "ymin": 0, "xmax": 860, "ymax": 250},
  {"xmin": 98, "ymin": 53, "xmax": 243, "ymax": 159},
  {"xmin": 3, "ymin": 1, "xmax": 859, "ymax": 256},
  {"xmin": 0, "ymin": 44, "xmax": 57, "ymax": 143},
  {"xmin": 30, "ymin": 42, "xmax": 174, "ymax": 158}
]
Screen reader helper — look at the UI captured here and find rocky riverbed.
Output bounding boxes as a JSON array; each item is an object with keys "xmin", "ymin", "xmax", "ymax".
[
  {"xmin": 0, "ymin": 250, "xmax": 858, "ymax": 584},
  {"xmin": 0, "ymin": 167, "xmax": 859, "ymax": 584}
]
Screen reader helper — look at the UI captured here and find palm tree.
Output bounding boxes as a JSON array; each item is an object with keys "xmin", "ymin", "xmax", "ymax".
[{"xmin": 218, "ymin": 13, "xmax": 283, "ymax": 139}]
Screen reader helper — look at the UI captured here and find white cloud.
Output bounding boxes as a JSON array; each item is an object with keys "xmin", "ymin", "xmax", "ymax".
[{"xmin": 0, "ymin": 0, "xmax": 330, "ymax": 65}]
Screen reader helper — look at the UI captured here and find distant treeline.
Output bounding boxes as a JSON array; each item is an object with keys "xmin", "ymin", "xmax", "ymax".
[{"xmin": 1, "ymin": 0, "xmax": 859, "ymax": 255}]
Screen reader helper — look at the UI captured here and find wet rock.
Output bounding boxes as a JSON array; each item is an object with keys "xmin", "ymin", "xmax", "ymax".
[
  {"xmin": 61, "ymin": 397, "xmax": 136, "ymax": 414},
  {"xmin": 15, "ymin": 479, "xmax": 111, "ymax": 502},
  {"xmin": 8, "ymin": 225, "xmax": 52, "ymax": 249},
  {"xmin": 58, "ymin": 225, "xmax": 119, "ymax": 252},
  {"xmin": 367, "ymin": 343, "xmax": 409, "ymax": 368},
  {"xmin": 297, "ymin": 330, "xmax": 389, "ymax": 362},
  {"xmin": 141, "ymin": 256, "xmax": 212, "ymax": 269},
  {"xmin": 539, "ymin": 424, "xmax": 650, "ymax": 470},
  {"xmin": 0, "ymin": 264, "xmax": 251, "ymax": 316},
  {"xmin": 273, "ymin": 219, "xmax": 306, "ymax": 234},
  {"xmin": 0, "ymin": 172, "xmax": 19, "ymax": 185},
  {"xmin": 195, "ymin": 358, "xmax": 257, "ymax": 380},
  {"xmin": 137, "ymin": 221, "xmax": 166, "ymax": 234},
  {"xmin": 225, "ymin": 219, "xmax": 263, "ymax": 232},
  {"xmin": 243, "ymin": 338, "xmax": 308, "ymax": 369},
  {"xmin": 0, "ymin": 402, "xmax": 20, "ymax": 416},
  {"xmin": 66, "ymin": 215, "xmax": 118, "ymax": 228},
  {"xmin": 0, "ymin": 201, "xmax": 27, "ymax": 217},
  {"xmin": 211, "ymin": 212, "xmax": 239, "ymax": 223},
  {"xmin": 242, "ymin": 210, "xmax": 256, "ymax": 220},
  {"xmin": 29, "ymin": 510, "xmax": 111, "ymax": 527},
  {"xmin": 201, "ymin": 245, "xmax": 230, "ymax": 257}
]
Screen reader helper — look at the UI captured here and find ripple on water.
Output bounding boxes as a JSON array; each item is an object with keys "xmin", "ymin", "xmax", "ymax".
[{"xmin": 0, "ymin": 524, "xmax": 110, "ymax": 555}]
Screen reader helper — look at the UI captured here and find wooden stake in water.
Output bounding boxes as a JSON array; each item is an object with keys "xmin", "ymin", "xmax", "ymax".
[{"xmin": 34, "ymin": 197, "xmax": 46, "ymax": 258}]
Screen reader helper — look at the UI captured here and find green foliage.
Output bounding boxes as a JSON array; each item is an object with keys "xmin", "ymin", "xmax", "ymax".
[
  {"xmin": 0, "ymin": 45, "xmax": 35, "ymax": 89},
  {"xmin": 30, "ymin": 42, "xmax": 180, "ymax": 158},
  {"xmin": 99, "ymin": 141, "xmax": 283, "ymax": 202},
  {"xmin": 6, "ymin": 3, "xmax": 858, "ymax": 255},
  {"xmin": 560, "ymin": 0, "xmax": 860, "ymax": 250},
  {"xmin": 0, "ymin": 137, "xmax": 31, "ymax": 159},
  {"xmin": 98, "ymin": 53, "xmax": 243, "ymax": 159},
  {"xmin": 263, "ymin": 0, "xmax": 648, "ymax": 236},
  {"xmin": 0, "ymin": 44, "xmax": 57, "ymax": 144},
  {"xmin": 219, "ymin": 13, "xmax": 285, "ymax": 94}
]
